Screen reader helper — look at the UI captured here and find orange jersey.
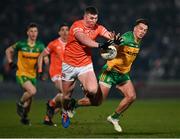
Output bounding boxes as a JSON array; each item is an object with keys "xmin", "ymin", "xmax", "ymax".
[
  {"xmin": 45, "ymin": 38, "xmax": 66, "ymax": 77},
  {"xmin": 64, "ymin": 20, "xmax": 109, "ymax": 67}
]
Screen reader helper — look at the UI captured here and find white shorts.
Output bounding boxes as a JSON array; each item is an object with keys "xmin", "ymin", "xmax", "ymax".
[
  {"xmin": 51, "ymin": 74, "xmax": 62, "ymax": 82},
  {"xmin": 62, "ymin": 63, "xmax": 94, "ymax": 81}
]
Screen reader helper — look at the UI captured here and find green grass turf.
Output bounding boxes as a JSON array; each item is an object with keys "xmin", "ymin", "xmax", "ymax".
[{"xmin": 0, "ymin": 99, "xmax": 180, "ymax": 138}]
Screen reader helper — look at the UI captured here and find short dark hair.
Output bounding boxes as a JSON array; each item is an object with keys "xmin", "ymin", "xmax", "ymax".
[
  {"xmin": 134, "ymin": 18, "xmax": 149, "ymax": 27},
  {"xmin": 59, "ymin": 22, "xmax": 69, "ymax": 30},
  {"xmin": 85, "ymin": 6, "xmax": 98, "ymax": 15},
  {"xmin": 26, "ymin": 22, "xmax": 38, "ymax": 31}
]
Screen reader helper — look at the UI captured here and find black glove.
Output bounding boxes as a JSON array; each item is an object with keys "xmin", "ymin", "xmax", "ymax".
[
  {"xmin": 99, "ymin": 40, "xmax": 114, "ymax": 50},
  {"xmin": 113, "ymin": 33, "xmax": 123, "ymax": 45},
  {"xmin": 37, "ymin": 71, "xmax": 44, "ymax": 80},
  {"xmin": 38, "ymin": 71, "xmax": 49, "ymax": 81},
  {"xmin": 9, "ymin": 62, "xmax": 17, "ymax": 69}
]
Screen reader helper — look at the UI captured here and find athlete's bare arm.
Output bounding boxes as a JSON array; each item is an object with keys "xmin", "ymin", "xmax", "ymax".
[
  {"xmin": 5, "ymin": 46, "xmax": 14, "ymax": 64},
  {"xmin": 103, "ymin": 31, "xmax": 115, "ymax": 40},
  {"xmin": 75, "ymin": 32, "xmax": 99, "ymax": 48},
  {"xmin": 38, "ymin": 50, "xmax": 49, "ymax": 72},
  {"xmin": 43, "ymin": 55, "xmax": 49, "ymax": 73}
]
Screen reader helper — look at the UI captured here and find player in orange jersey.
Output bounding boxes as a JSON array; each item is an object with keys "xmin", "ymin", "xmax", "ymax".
[
  {"xmin": 74, "ymin": 19, "xmax": 149, "ymax": 132},
  {"xmin": 61, "ymin": 6, "xmax": 114, "ymax": 126},
  {"xmin": 38, "ymin": 23, "xmax": 69, "ymax": 126}
]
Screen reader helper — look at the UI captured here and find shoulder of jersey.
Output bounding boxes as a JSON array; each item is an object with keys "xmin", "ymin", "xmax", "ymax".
[
  {"xmin": 73, "ymin": 20, "xmax": 83, "ymax": 25},
  {"xmin": 121, "ymin": 31, "xmax": 132, "ymax": 38}
]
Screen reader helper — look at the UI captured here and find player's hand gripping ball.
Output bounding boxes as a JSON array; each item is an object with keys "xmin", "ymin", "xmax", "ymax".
[{"xmin": 100, "ymin": 44, "xmax": 117, "ymax": 60}]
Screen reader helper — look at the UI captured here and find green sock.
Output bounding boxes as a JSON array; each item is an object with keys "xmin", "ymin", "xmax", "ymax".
[{"xmin": 111, "ymin": 112, "xmax": 121, "ymax": 119}]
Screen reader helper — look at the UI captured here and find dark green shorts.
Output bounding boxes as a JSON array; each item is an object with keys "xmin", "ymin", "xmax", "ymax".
[
  {"xmin": 16, "ymin": 75, "xmax": 37, "ymax": 86},
  {"xmin": 98, "ymin": 64, "xmax": 130, "ymax": 87}
]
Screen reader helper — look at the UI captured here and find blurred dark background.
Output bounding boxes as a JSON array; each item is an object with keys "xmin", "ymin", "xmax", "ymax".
[{"xmin": 0, "ymin": 0, "xmax": 180, "ymax": 99}]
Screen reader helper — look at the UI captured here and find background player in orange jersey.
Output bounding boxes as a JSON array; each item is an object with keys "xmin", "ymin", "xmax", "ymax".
[
  {"xmin": 61, "ymin": 6, "xmax": 115, "ymax": 126},
  {"xmin": 38, "ymin": 23, "xmax": 69, "ymax": 126}
]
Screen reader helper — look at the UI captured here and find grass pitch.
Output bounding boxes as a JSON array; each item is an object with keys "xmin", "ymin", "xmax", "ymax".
[{"xmin": 0, "ymin": 99, "xmax": 180, "ymax": 138}]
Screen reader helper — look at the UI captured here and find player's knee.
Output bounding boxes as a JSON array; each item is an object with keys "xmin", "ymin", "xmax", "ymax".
[
  {"xmin": 86, "ymin": 86, "xmax": 98, "ymax": 95},
  {"xmin": 29, "ymin": 87, "xmax": 37, "ymax": 96},
  {"xmin": 126, "ymin": 93, "xmax": 136, "ymax": 102}
]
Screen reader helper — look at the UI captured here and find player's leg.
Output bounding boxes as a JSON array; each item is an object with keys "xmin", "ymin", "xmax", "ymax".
[
  {"xmin": 108, "ymin": 80, "xmax": 136, "ymax": 121},
  {"xmin": 62, "ymin": 79, "xmax": 77, "ymax": 112},
  {"xmin": 75, "ymin": 64, "xmax": 112, "ymax": 107},
  {"xmin": 115, "ymin": 80, "xmax": 136, "ymax": 114},
  {"xmin": 53, "ymin": 78, "xmax": 64, "ymax": 104},
  {"xmin": 17, "ymin": 79, "xmax": 36, "ymax": 125},
  {"xmin": 62, "ymin": 62, "xmax": 77, "ymax": 100},
  {"xmin": 76, "ymin": 85, "xmax": 105, "ymax": 107},
  {"xmin": 44, "ymin": 76, "xmax": 63, "ymax": 126},
  {"xmin": 98, "ymin": 65, "xmax": 124, "ymax": 132},
  {"xmin": 99, "ymin": 82, "xmax": 123, "ymax": 132},
  {"xmin": 16, "ymin": 76, "xmax": 32, "ymax": 116},
  {"xmin": 61, "ymin": 80, "xmax": 75, "ymax": 128},
  {"xmin": 22, "ymin": 81, "xmax": 36, "ymax": 110},
  {"xmin": 77, "ymin": 64, "xmax": 101, "ymax": 107},
  {"xmin": 61, "ymin": 62, "xmax": 77, "ymax": 110},
  {"xmin": 16, "ymin": 76, "xmax": 36, "ymax": 104},
  {"xmin": 63, "ymin": 79, "xmax": 75, "ymax": 93},
  {"xmin": 61, "ymin": 62, "xmax": 89, "ymax": 127},
  {"xmin": 98, "ymin": 82, "xmax": 123, "ymax": 133},
  {"xmin": 23, "ymin": 97, "xmax": 32, "ymax": 115},
  {"xmin": 107, "ymin": 80, "xmax": 136, "ymax": 133},
  {"xmin": 21, "ymin": 82, "xmax": 36, "ymax": 102},
  {"xmin": 78, "ymin": 70, "xmax": 98, "ymax": 95},
  {"xmin": 76, "ymin": 71, "xmax": 113, "ymax": 107},
  {"xmin": 46, "ymin": 78, "xmax": 63, "ymax": 116},
  {"xmin": 20, "ymin": 97, "xmax": 32, "ymax": 125},
  {"xmin": 62, "ymin": 80, "xmax": 76, "ymax": 103}
]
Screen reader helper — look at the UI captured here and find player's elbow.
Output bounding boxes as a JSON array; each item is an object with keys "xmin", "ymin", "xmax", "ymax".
[
  {"xmin": 38, "ymin": 53, "xmax": 43, "ymax": 60},
  {"xmin": 38, "ymin": 54, "xmax": 44, "ymax": 64},
  {"xmin": 5, "ymin": 48, "xmax": 11, "ymax": 56},
  {"xmin": 44, "ymin": 56, "xmax": 49, "ymax": 65},
  {"xmin": 5, "ymin": 49, "xmax": 8, "ymax": 55}
]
